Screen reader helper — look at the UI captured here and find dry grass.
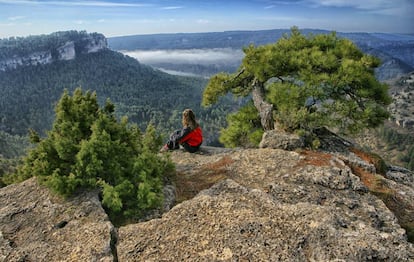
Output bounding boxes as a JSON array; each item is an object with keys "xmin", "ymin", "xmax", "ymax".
[
  {"xmin": 173, "ymin": 156, "xmax": 234, "ymax": 203},
  {"xmin": 350, "ymin": 147, "xmax": 388, "ymax": 176},
  {"xmin": 297, "ymin": 150, "xmax": 334, "ymax": 167}
]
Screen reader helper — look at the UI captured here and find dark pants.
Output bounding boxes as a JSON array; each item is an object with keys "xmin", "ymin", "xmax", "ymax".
[
  {"xmin": 181, "ymin": 143, "xmax": 201, "ymax": 153},
  {"xmin": 166, "ymin": 130, "xmax": 201, "ymax": 153},
  {"xmin": 166, "ymin": 130, "xmax": 181, "ymax": 150}
]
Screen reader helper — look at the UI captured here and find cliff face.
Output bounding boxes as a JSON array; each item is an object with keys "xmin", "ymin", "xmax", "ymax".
[
  {"xmin": 1, "ymin": 136, "xmax": 414, "ymax": 261},
  {"xmin": 0, "ymin": 33, "xmax": 107, "ymax": 71}
]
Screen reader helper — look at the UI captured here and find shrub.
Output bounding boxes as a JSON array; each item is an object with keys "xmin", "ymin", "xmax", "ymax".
[{"xmin": 10, "ymin": 88, "xmax": 173, "ymax": 223}]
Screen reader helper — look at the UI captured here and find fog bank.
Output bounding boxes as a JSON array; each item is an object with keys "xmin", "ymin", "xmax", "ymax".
[{"xmin": 122, "ymin": 48, "xmax": 244, "ymax": 66}]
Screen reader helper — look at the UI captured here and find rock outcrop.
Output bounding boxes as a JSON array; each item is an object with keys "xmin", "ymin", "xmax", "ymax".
[
  {"xmin": 0, "ymin": 33, "xmax": 107, "ymax": 72},
  {"xmin": 1, "ymin": 145, "xmax": 414, "ymax": 261},
  {"xmin": 0, "ymin": 177, "xmax": 115, "ymax": 262},
  {"xmin": 259, "ymin": 129, "xmax": 304, "ymax": 150}
]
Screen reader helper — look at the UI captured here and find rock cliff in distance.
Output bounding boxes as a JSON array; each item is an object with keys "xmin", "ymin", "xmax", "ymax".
[{"xmin": 0, "ymin": 31, "xmax": 107, "ymax": 72}]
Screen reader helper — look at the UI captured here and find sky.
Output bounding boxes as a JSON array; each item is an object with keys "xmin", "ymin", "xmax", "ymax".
[{"xmin": 0, "ymin": 0, "xmax": 413, "ymax": 39}]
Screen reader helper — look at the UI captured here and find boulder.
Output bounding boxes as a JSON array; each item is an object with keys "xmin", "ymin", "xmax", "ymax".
[
  {"xmin": 259, "ymin": 129, "xmax": 304, "ymax": 150},
  {"xmin": 0, "ymin": 177, "xmax": 115, "ymax": 262}
]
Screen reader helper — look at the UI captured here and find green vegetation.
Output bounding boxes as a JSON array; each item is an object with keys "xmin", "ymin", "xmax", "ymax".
[
  {"xmin": 218, "ymin": 102, "xmax": 263, "ymax": 148},
  {"xmin": 0, "ymin": 49, "xmax": 202, "ymax": 136},
  {"xmin": 203, "ymin": 27, "xmax": 391, "ymax": 147},
  {"xmin": 0, "ymin": 131, "xmax": 29, "ymax": 159},
  {"xmin": 0, "ymin": 131, "xmax": 28, "ymax": 186},
  {"xmin": 4, "ymin": 88, "xmax": 174, "ymax": 224},
  {"xmin": 377, "ymin": 126, "xmax": 414, "ymax": 170},
  {"xmin": 0, "ymin": 157, "xmax": 20, "ymax": 187}
]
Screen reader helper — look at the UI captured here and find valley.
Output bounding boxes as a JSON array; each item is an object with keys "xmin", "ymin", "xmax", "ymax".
[{"xmin": 109, "ymin": 29, "xmax": 414, "ymax": 80}]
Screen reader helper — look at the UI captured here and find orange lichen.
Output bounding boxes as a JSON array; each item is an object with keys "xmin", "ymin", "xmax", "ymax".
[
  {"xmin": 349, "ymin": 165, "xmax": 392, "ymax": 195},
  {"xmin": 204, "ymin": 155, "xmax": 234, "ymax": 170},
  {"xmin": 350, "ymin": 147, "xmax": 388, "ymax": 175},
  {"xmin": 297, "ymin": 150, "xmax": 333, "ymax": 167}
]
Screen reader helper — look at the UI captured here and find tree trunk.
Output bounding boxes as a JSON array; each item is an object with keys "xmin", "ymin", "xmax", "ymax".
[{"xmin": 252, "ymin": 78, "xmax": 274, "ymax": 131}]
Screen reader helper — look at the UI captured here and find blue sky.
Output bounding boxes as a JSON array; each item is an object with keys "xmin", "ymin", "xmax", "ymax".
[{"xmin": 0, "ymin": 0, "xmax": 413, "ymax": 39}]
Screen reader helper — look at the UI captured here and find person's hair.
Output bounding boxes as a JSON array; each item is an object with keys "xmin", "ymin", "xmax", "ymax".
[{"xmin": 182, "ymin": 109, "xmax": 199, "ymax": 130}]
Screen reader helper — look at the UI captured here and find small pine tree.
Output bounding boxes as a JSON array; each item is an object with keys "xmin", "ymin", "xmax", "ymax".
[{"xmin": 12, "ymin": 88, "xmax": 173, "ymax": 222}]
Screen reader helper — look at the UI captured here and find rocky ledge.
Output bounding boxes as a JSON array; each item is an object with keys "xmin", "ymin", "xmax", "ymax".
[{"xmin": 1, "ymin": 143, "xmax": 414, "ymax": 261}]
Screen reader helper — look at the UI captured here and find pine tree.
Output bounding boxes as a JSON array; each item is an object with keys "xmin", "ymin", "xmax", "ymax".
[
  {"xmin": 203, "ymin": 27, "xmax": 391, "ymax": 147},
  {"xmin": 13, "ymin": 88, "xmax": 173, "ymax": 222}
]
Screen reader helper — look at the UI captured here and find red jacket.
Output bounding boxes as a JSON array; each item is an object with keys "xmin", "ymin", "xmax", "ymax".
[{"xmin": 179, "ymin": 126, "xmax": 203, "ymax": 147}]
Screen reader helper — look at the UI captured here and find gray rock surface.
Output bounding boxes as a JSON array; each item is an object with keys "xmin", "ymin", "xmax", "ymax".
[
  {"xmin": 259, "ymin": 129, "xmax": 304, "ymax": 150},
  {"xmin": 118, "ymin": 148, "xmax": 414, "ymax": 261},
  {"xmin": 0, "ymin": 177, "xmax": 114, "ymax": 262}
]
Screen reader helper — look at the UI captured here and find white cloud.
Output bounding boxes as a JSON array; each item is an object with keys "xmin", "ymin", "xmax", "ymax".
[
  {"xmin": 309, "ymin": 0, "xmax": 390, "ymax": 9},
  {"xmin": 161, "ymin": 6, "xmax": 183, "ymax": 10},
  {"xmin": 0, "ymin": 0, "xmax": 151, "ymax": 7},
  {"xmin": 8, "ymin": 16, "xmax": 25, "ymax": 21},
  {"xmin": 307, "ymin": 0, "xmax": 413, "ymax": 15},
  {"xmin": 0, "ymin": 22, "xmax": 14, "ymax": 26},
  {"xmin": 196, "ymin": 19, "xmax": 209, "ymax": 25}
]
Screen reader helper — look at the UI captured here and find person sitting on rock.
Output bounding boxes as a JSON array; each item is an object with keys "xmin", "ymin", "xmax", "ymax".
[{"xmin": 160, "ymin": 109, "xmax": 203, "ymax": 153}]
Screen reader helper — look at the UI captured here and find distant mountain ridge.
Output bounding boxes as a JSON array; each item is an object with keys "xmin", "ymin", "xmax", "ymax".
[
  {"xmin": 108, "ymin": 29, "xmax": 414, "ymax": 80},
  {"xmin": 0, "ymin": 31, "xmax": 107, "ymax": 72}
]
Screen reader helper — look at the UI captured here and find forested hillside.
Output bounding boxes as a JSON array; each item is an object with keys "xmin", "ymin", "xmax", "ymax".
[{"xmin": 0, "ymin": 49, "xmax": 237, "ymax": 142}]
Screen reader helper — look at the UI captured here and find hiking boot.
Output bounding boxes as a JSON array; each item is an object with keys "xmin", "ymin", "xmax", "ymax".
[{"xmin": 159, "ymin": 144, "xmax": 169, "ymax": 153}]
